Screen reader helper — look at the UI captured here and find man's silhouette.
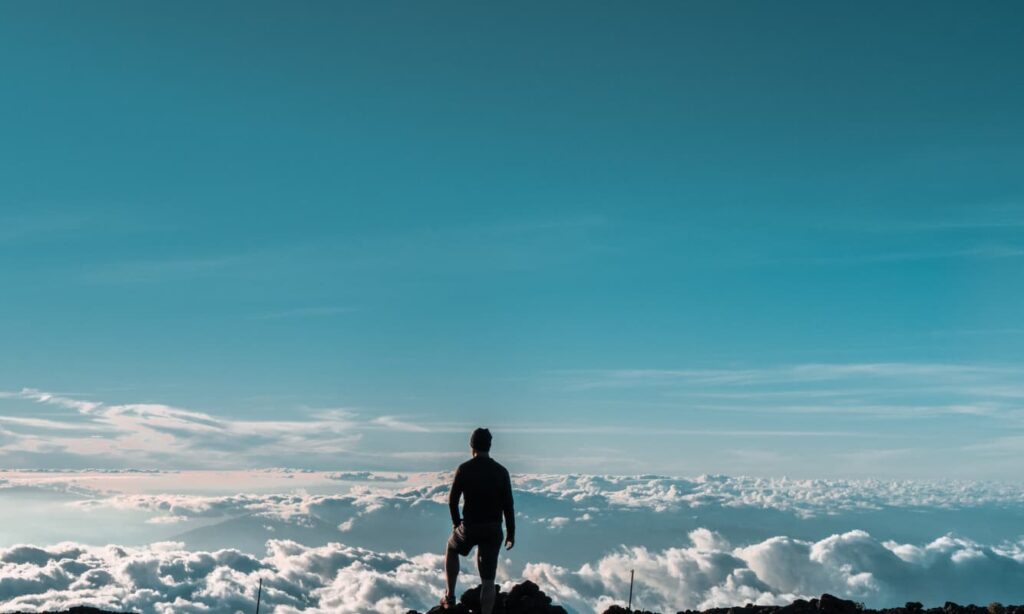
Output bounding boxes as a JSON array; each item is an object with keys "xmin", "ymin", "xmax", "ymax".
[{"xmin": 443, "ymin": 428, "xmax": 515, "ymax": 613}]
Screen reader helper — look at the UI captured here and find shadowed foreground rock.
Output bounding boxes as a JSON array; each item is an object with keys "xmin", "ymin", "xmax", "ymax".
[
  {"xmin": 9, "ymin": 589, "xmax": 1024, "ymax": 614},
  {"xmin": 605, "ymin": 595, "xmax": 1024, "ymax": 614},
  {"xmin": 412, "ymin": 580, "xmax": 567, "ymax": 614},
  {"xmin": 410, "ymin": 584, "xmax": 1024, "ymax": 614}
]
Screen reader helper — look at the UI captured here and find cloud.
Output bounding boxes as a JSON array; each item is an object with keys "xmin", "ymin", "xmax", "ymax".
[
  {"xmin": 326, "ymin": 472, "xmax": 408, "ymax": 483},
  {"xmin": 551, "ymin": 363, "xmax": 1024, "ymax": 434},
  {"xmin": 509, "ymin": 473, "xmax": 1024, "ymax": 517},
  {"xmin": 0, "ymin": 540, "xmax": 455, "ymax": 614},
  {"xmin": 0, "ymin": 529, "xmax": 1021, "ymax": 613},
  {"xmin": 560, "ymin": 363, "xmax": 1022, "ymax": 390},
  {"xmin": 370, "ymin": 416, "xmax": 431, "ymax": 433},
  {"xmin": 0, "ymin": 390, "xmax": 443, "ymax": 469},
  {"xmin": 2, "ymin": 471, "xmax": 1024, "ymax": 611},
  {"xmin": 62, "ymin": 472, "xmax": 1024, "ymax": 529},
  {"xmin": 530, "ymin": 529, "xmax": 1024, "ymax": 612}
]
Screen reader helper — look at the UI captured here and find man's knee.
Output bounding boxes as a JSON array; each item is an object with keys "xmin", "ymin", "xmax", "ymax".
[{"xmin": 481, "ymin": 578, "xmax": 495, "ymax": 588}]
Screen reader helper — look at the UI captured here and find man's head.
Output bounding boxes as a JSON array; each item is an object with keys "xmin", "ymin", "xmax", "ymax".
[{"xmin": 470, "ymin": 427, "xmax": 492, "ymax": 454}]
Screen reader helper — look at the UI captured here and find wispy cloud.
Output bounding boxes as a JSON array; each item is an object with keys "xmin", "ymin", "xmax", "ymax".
[
  {"xmin": 370, "ymin": 416, "xmax": 432, "ymax": 433},
  {"xmin": 1, "ymin": 389, "xmax": 365, "ymax": 468},
  {"xmin": 551, "ymin": 362, "xmax": 1024, "ymax": 428},
  {"xmin": 557, "ymin": 362, "xmax": 1024, "ymax": 389}
]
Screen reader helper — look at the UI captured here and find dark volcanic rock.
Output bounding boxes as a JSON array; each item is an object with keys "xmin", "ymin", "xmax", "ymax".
[
  {"xmin": 616, "ymin": 595, "xmax": 1023, "ymax": 614},
  {"xmin": 604, "ymin": 606, "xmax": 658, "ymax": 614},
  {"xmin": 819, "ymin": 594, "xmax": 860, "ymax": 614},
  {"xmin": 415, "ymin": 580, "xmax": 567, "ymax": 613}
]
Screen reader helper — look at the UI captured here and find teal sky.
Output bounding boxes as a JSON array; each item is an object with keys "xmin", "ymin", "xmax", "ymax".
[{"xmin": 1, "ymin": 1, "xmax": 1023, "ymax": 477}]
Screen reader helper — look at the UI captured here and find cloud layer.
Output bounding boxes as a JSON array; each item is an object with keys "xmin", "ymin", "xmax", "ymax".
[
  {"xmin": 0, "ymin": 539, "xmax": 451, "ymax": 614},
  {"xmin": 1, "ymin": 529, "xmax": 1022, "ymax": 613},
  {"xmin": 529, "ymin": 529, "xmax": 1024, "ymax": 613}
]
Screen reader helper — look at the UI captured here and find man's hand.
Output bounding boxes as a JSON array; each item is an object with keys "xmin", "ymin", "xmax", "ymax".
[{"xmin": 505, "ymin": 537, "xmax": 515, "ymax": 551}]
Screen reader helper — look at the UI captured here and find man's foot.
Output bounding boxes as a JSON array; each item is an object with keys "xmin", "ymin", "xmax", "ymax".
[{"xmin": 441, "ymin": 594, "xmax": 456, "ymax": 609}]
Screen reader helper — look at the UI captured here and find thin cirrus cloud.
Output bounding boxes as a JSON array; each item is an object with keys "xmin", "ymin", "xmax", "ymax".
[
  {"xmin": 3, "ymin": 360, "xmax": 1023, "ymax": 474},
  {"xmin": 369, "ymin": 416, "xmax": 433, "ymax": 433},
  {"xmin": 556, "ymin": 362, "xmax": 1023, "ymax": 388},
  {"xmin": 0, "ymin": 385, "xmax": 874, "ymax": 473},
  {"xmin": 0, "ymin": 389, "xmax": 441, "ymax": 469},
  {"xmin": 553, "ymin": 363, "xmax": 1024, "ymax": 421}
]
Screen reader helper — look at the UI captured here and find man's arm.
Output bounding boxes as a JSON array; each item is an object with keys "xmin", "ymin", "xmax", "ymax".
[
  {"xmin": 502, "ymin": 469, "xmax": 515, "ymax": 547},
  {"xmin": 448, "ymin": 468, "xmax": 463, "ymax": 527}
]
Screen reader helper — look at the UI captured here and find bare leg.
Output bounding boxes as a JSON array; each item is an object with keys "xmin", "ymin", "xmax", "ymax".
[
  {"xmin": 444, "ymin": 545, "xmax": 459, "ymax": 602},
  {"xmin": 480, "ymin": 578, "xmax": 496, "ymax": 614}
]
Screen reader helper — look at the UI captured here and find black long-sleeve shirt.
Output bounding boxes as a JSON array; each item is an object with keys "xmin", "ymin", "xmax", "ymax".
[{"xmin": 448, "ymin": 456, "xmax": 515, "ymax": 540}]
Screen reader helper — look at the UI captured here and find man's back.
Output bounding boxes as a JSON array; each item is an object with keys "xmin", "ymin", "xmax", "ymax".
[
  {"xmin": 449, "ymin": 456, "xmax": 515, "ymax": 533},
  {"xmin": 443, "ymin": 429, "xmax": 514, "ymax": 613}
]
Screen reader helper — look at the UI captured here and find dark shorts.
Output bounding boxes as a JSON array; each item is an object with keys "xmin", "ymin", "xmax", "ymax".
[{"xmin": 447, "ymin": 521, "xmax": 503, "ymax": 580}]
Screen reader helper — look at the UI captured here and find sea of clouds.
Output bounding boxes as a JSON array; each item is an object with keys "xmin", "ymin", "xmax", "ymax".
[{"xmin": 0, "ymin": 471, "xmax": 1023, "ymax": 613}]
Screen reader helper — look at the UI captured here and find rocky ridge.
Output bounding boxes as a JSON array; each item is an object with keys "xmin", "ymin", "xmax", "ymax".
[
  {"xmin": 8, "ymin": 584, "xmax": 1023, "ymax": 614},
  {"xmin": 410, "ymin": 582, "xmax": 1024, "ymax": 614}
]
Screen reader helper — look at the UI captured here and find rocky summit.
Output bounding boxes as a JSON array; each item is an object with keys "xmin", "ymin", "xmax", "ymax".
[
  {"xmin": 604, "ymin": 594, "xmax": 1024, "ymax": 614},
  {"xmin": 414, "ymin": 580, "xmax": 568, "ymax": 614},
  {"xmin": 10, "ymin": 588, "xmax": 1024, "ymax": 614},
  {"xmin": 410, "ymin": 584, "xmax": 1024, "ymax": 614}
]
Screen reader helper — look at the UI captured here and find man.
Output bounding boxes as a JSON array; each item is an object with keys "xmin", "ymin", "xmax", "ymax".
[{"xmin": 443, "ymin": 428, "xmax": 515, "ymax": 613}]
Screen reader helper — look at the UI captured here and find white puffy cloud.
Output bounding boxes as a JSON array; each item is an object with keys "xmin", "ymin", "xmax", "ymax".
[
  {"xmin": 3, "ymin": 470, "xmax": 1024, "ymax": 612},
  {"xmin": 0, "ymin": 527, "xmax": 1021, "ymax": 612},
  {"xmin": 0, "ymin": 540, "xmax": 459, "ymax": 614},
  {"xmin": 511, "ymin": 473, "xmax": 1024, "ymax": 517},
  {"xmin": 529, "ymin": 529, "xmax": 1024, "ymax": 613},
  {"xmin": 326, "ymin": 472, "xmax": 408, "ymax": 483},
  {"xmin": 37, "ymin": 471, "xmax": 1024, "ymax": 525}
]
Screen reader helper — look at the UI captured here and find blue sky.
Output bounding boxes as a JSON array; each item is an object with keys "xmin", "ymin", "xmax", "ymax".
[{"xmin": 1, "ymin": 1, "xmax": 1023, "ymax": 477}]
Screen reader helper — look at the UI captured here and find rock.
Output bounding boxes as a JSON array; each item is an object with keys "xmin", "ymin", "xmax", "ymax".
[
  {"xmin": 819, "ymin": 594, "xmax": 860, "ymax": 614},
  {"xmin": 506, "ymin": 580, "xmax": 554, "ymax": 612},
  {"xmin": 781, "ymin": 598, "xmax": 818, "ymax": 614},
  {"xmin": 603, "ymin": 607, "xmax": 656, "ymax": 614},
  {"xmin": 459, "ymin": 584, "xmax": 494, "ymax": 611},
  {"xmin": 404, "ymin": 580, "xmax": 564, "ymax": 614},
  {"xmin": 405, "ymin": 585, "xmax": 1024, "ymax": 614}
]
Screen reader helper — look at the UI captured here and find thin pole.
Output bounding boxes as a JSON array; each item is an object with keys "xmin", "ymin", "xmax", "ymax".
[
  {"xmin": 628, "ymin": 569, "xmax": 634, "ymax": 611},
  {"xmin": 255, "ymin": 577, "xmax": 263, "ymax": 614}
]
